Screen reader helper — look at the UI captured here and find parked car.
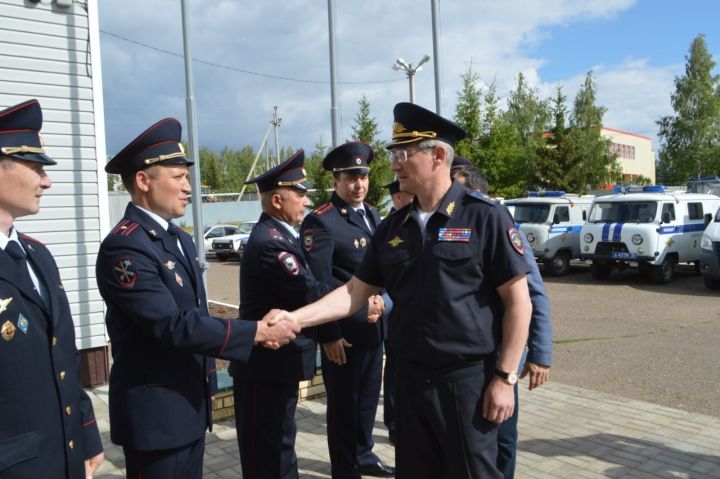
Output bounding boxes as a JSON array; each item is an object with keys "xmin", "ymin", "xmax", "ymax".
[
  {"xmin": 211, "ymin": 221, "xmax": 257, "ymax": 261},
  {"xmin": 203, "ymin": 224, "xmax": 239, "ymax": 255}
]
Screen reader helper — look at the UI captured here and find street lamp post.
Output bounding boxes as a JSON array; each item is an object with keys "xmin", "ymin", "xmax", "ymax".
[{"xmin": 392, "ymin": 55, "xmax": 430, "ymax": 104}]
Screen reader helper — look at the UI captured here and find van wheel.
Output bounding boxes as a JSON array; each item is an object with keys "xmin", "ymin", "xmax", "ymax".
[
  {"xmin": 703, "ymin": 277, "xmax": 720, "ymax": 290},
  {"xmin": 545, "ymin": 251, "xmax": 570, "ymax": 276},
  {"xmin": 216, "ymin": 253, "xmax": 227, "ymax": 262},
  {"xmin": 590, "ymin": 262, "xmax": 612, "ymax": 280},
  {"xmin": 651, "ymin": 256, "xmax": 676, "ymax": 284}
]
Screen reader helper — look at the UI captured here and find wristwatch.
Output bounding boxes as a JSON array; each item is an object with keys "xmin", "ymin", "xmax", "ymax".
[{"xmin": 494, "ymin": 368, "xmax": 518, "ymax": 385}]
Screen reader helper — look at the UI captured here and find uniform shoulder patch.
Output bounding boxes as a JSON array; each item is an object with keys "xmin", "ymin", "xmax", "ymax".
[
  {"xmin": 112, "ymin": 256, "xmax": 138, "ymax": 288},
  {"xmin": 508, "ymin": 228, "xmax": 525, "ymax": 255},
  {"xmin": 312, "ymin": 202, "xmax": 334, "ymax": 216},
  {"xmin": 277, "ymin": 251, "xmax": 301, "ymax": 276},
  {"xmin": 111, "ymin": 219, "xmax": 141, "ymax": 237},
  {"xmin": 302, "ymin": 229, "xmax": 315, "ymax": 252},
  {"xmin": 467, "ymin": 191, "xmax": 497, "ymax": 206}
]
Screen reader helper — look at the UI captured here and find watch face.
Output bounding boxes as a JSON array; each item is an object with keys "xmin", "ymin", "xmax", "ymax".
[{"xmin": 508, "ymin": 372, "xmax": 519, "ymax": 385}]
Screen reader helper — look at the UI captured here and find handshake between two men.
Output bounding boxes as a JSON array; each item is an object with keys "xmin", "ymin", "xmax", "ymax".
[{"xmin": 254, "ymin": 294, "xmax": 386, "ymax": 350}]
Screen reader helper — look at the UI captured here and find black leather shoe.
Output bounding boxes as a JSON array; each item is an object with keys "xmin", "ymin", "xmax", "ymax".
[{"xmin": 358, "ymin": 461, "xmax": 395, "ymax": 477}]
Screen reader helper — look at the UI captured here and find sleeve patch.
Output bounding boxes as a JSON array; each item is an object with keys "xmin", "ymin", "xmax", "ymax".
[
  {"xmin": 303, "ymin": 230, "xmax": 315, "ymax": 252},
  {"xmin": 508, "ymin": 228, "xmax": 524, "ymax": 255},
  {"xmin": 277, "ymin": 252, "xmax": 301, "ymax": 276},
  {"xmin": 113, "ymin": 257, "xmax": 138, "ymax": 288}
]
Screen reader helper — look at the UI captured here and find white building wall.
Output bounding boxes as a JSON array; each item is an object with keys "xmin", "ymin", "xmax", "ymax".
[
  {"xmin": 0, "ymin": 0, "xmax": 108, "ymax": 350},
  {"xmin": 602, "ymin": 127, "xmax": 656, "ymax": 184}
]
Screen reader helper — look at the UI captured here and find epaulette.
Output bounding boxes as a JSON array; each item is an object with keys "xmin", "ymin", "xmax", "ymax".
[
  {"xmin": 467, "ymin": 191, "xmax": 498, "ymax": 206},
  {"xmin": 267, "ymin": 227, "xmax": 285, "ymax": 241},
  {"xmin": 312, "ymin": 202, "xmax": 334, "ymax": 216},
  {"xmin": 18, "ymin": 233, "xmax": 44, "ymax": 245},
  {"xmin": 111, "ymin": 219, "xmax": 141, "ymax": 236}
]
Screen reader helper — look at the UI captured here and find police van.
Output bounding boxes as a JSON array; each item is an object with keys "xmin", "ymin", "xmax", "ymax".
[
  {"xmin": 699, "ymin": 204, "xmax": 720, "ymax": 289},
  {"xmin": 505, "ymin": 192, "xmax": 594, "ymax": 276},
  {"xmin": 580, "ymin": 186, "xmax": 720, "ymax": 283}
]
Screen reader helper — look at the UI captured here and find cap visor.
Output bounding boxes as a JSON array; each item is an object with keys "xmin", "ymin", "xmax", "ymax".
[{"xmin": 9, "ymin": 152, "xmax": 57, "ymax": 166}]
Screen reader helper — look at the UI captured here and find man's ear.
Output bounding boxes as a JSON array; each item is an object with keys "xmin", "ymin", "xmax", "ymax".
[
  {"xmin": 433, "ymin": 145, "xmax": 447, "ymax": 166},
  {"xmin": 270, "ymin": 190, "xmax": 284, "ymax": 211},
  {"xmin": 135, "ymin": 170, "xmax": 151, "ymax": 193}
]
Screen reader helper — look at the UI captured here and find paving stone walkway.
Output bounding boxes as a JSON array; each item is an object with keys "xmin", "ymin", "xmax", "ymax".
[{"xmin": 91, "ymin": 381, "xmax": 720, "ymax": 478}]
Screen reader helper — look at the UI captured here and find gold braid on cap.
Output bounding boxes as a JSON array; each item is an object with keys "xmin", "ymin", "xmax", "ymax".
[
  {"xmin": 1, "ymin": 145, "xmax": 45, "ymax": 155},
  {"xmin": 277, "ymin": 177, "xmax": 308, "ymax": 186},
  {"xmin": 392, "ymin": 130, "xmax": 437, "ymax": 140},
  {"xmin": 143, "ymin": 143, "xmax": 186, "ymax": 165}
]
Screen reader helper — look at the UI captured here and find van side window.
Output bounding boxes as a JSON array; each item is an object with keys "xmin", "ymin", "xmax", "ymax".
[
  {"xmin": 687, "ymin": 202, "xmax": 703, "ymax": 220},
  {"xmin": 661, "ymin": 203, "xmax": 676, "ymax": 221},
  {"xmin": 555, "ymin": 206, "xmax": 570, "ymax": 222}
]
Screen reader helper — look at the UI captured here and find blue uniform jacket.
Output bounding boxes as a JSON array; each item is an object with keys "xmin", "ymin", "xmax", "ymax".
[
  {"xmin": 96, "ymin": 203, "xmax": 256, "ymax": 451},
  {"xmin": 519, "ymin": 231, "xmax": 553, "ymax": 369},
  {"xmin": 300, "ymin": 193, "xmax": 385, "ymax": 349},
  {"xmin": 230, "ymin": 213, "xmax": 333, "ymax": 383},
  {"xmin": 0, "ymin": 233, "xmax": 102, "ymax": 478}
]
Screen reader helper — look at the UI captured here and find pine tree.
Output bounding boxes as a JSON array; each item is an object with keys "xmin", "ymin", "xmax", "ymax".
[
  {"xmin": 350, "ymin": 96, "xmax": 393, "ymax": 214},
  {"xmin": 657, "ymin": 35, "xmax": 720, "ymax": 184},
  {"xmin": 306, "ymin": 138, "xmax": 332, "ymax": 208},
  {"xmin": 453, "ymin": 64, "xmax": 483, "ymax": 163}
]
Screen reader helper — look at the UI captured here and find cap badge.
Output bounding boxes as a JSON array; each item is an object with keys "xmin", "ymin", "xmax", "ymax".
[
  {"xmin": 393, "ymin": 122, "xmax": 408, "ymax": 135},
  {"xmin": 355, "ymin": 158, "xmax": 362, "ymax": 165},
  {"xmin": 388, "ymin": 236, "xmax": 404, "ymax": 248}
]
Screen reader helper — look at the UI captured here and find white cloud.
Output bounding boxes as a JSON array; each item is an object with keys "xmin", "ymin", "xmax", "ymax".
[{"xmin": 100, "ymin": 0, "xmax": 680, "ymax": 161}]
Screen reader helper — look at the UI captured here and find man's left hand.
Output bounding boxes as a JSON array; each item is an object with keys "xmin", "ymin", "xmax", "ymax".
[{"xmin": 520, "ymin": 362, "xmax": 550, "ymax": 390}]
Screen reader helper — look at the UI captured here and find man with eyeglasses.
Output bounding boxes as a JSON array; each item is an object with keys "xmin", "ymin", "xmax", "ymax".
[{"xmin": 263, "ymin": 102, "xmax": 532, "ymax": 478}]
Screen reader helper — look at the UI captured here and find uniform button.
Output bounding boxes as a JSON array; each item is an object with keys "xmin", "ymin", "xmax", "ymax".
[
  {"xmin": 52, "ymin": 337, "xmax": 58, "ymax": 346},
  {"xmin": 60, "ymin": 370, "xmax": 66, "ymax": 380},
  {"xmin": 68, "ymin": 440, "xmax": 74, "ymax": 449},
  {"xmin": 206, "ymin": 376, "xmax": 209, "ymax": 384},
  {"xmin": 65, "ymin": 406, "xmax": 72, "ymax": 415}
]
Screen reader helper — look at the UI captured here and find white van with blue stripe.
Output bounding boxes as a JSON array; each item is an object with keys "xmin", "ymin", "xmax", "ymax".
[
  {"xmin": 505, "ymin": 192, "xmax": 594, "ymax": 276},
  {"xmin": 580, "ymin": 186, "xmax": 720, "ymax": 283}
]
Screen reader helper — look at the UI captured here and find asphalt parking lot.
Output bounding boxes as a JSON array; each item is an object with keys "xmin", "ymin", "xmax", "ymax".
[{"xmin": 205, "ymin": 257, "xmax": 720, "ymax": 417}]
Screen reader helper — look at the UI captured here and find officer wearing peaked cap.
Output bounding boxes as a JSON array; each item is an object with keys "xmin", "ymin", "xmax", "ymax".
[
  {"xmin": 96, "ymin": 118, "xmax": 299, "ymax": 479},
  {"xmin": 260, "ymin": 102, "xmax": 532, "ymax": 479},
  {"xmin": 0, "ymin": 99, "xmax": 104, "ymax": 478},
  {"xmin": 300, "ymin": 142, "xmax": 395, "ymax": 477}
]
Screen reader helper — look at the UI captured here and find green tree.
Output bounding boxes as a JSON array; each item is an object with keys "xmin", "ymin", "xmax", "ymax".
[
  {"xmin": 453, "ymin": 64, "xmax": 483, "ymax": 162},
  {"xmin": 199, "ymin": 147, "xmax": 222, "ymax": 191},
  {"xmin": 306, "ymin": 138, "xmax": 332, "ymax": 207},
  {"xmin": 504, "ymin": 72, "xmax": 550, "ymax": 185},
  {"xmin": 566, "ymin": 71, "xmax": 620, "ymax": 192},
  {"xmin": 657, "ymin": 35, "xmax": 720, "ymax": 184},
  {"xmin": 350, "ymin": 95, "xmax": 393, "ymax": 214},
  {"xmin": 537, "ymin": 86, "xmax": 574, "ymax": 191}
]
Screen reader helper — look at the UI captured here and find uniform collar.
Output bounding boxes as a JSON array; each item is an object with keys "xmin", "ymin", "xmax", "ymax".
[
  {"xmin": 331, "ymin": 191, "xmax": 368, "ymax": 215},
  {"xmin": 132, "ymin": 203, "xmax": 170, "ymax": 231},
  {"xmin": 262, "ymin": 212, "xmax": 299, "ymax": 239},
  {"xmin": 403, "ymin": 180, "xmax": 464, "ymax": 224},
  {"xmin": 0, "ymin": 226, "xmax": 26, "ymax": 254}
]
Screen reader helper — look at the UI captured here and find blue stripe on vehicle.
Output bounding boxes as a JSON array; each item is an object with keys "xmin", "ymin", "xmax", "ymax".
[
  {"xmin": 549, "ymin": 225, "xmax": 583, "ymax": 233},
  {"xmin": 602, "ymin": 223, "xmax": 612, "ymax": 241},
  {"xmin": 658, "ymin": 223, "xmax": 707, "ymax": 234},
  {"xmin": 612, "ymin": 223, "xmax": 624, "ymax": 241}
]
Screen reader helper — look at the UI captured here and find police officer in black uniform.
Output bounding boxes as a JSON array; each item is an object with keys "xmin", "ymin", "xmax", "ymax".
[
  {"xmin": 263, "ymin": 102, "xmax": 533, "ymax": 479},
  {"xmin": 231, "ymin": 150, "xmax": 341, "ymax": 479},
  {"xmin": 96, "ymin": 118, "xmax": 299, "ymax": 479},
  {"xmin": 300, "ymin": 142, "xmax": 395, "ymax": 478},
  {"xmin": 0, "ymin": 99, "xmax": 104, "ymax": 478}
]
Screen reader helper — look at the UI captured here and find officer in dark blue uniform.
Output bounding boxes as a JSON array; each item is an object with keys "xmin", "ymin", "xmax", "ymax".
[
  {"xmin": 231, "ymin": 150, "xmax": 336, "ymax": 479},
  {"xmin": 0, "ymin": 99, "xmax": 104, "ymax": 478},
  {"xmin": 300, "ymin": 142, "xmax": 395, "ymax": 478},
  {"xmin": 96, "ymin": 119, "xmax": 299, "ymax": 479},
  {"xmin": 265, "ymin": 102, "xmax": 533, "ymax": 479}
]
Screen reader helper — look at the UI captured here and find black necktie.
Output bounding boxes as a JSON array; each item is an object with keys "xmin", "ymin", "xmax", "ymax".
[
  {"xmin": 358, "ymin": 209, "xmax": 373, "ymax": 233},
  {"xmin": 5, "ymin": 241, "xmax": 43, "ymax": 303}
]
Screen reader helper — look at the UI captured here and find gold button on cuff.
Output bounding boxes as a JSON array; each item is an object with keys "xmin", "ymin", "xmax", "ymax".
[
  {"xmin": 65, "ymin": 406, "xmax": 72, "ymax": 415},
  {"xmin": 60, "ymin": 371, "xmax": 66, "ymax": 380}
]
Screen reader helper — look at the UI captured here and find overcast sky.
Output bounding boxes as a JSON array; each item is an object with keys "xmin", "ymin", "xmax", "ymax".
[{"xmin": 98, "ymin": 0, "xmax": 720, "ymax": 159}]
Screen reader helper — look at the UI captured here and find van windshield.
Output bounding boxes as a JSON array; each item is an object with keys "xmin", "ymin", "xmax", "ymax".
[
  {"xmin": 588, "ymin": 201, "xmax": 657, "ymax": 223},
  {"xmin": 509, "ymin": 204, "xmax": 551, "ymax": 224}
]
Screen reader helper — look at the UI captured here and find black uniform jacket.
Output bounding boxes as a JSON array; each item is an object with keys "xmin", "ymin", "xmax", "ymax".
[
  {"xmin": 0, "ymin": 233, "xmax": 102, "ymax": 478},
  {"xmin": 96, "ymin": 203, "xmax": 256, "ymax": 451},
  {"xmin": 355, "ymin": 181, "xmax": 531, "ymax": 368},
  {"xmin": 300, "ymin": 193, "xmax": 385, "ymax": 348},
  {"xmin": 230, "ymin": 213, "xmax": 332, "ymax": 383}
]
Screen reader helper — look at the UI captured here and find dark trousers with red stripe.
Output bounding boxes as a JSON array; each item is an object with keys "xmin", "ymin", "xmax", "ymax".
[
  {"xmin": 234, "ymin": 379, "xmax": 300, "ymax": 479},
  {"xmin": 122, "ymin": 437, "xmax": 204, "ymax": 479}
]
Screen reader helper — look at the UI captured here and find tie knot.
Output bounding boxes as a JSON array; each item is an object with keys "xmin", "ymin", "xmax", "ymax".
[
  {"xmin": 357, "ymin": 209, "xmax": 366, "ymax": 217},
  {"xmin": 167, "ymin": 223, "xmax": 178, "ymax": 236},
  {"xmin": 5, "ymin": 241, "xmax": 26, "ymax": 261}
]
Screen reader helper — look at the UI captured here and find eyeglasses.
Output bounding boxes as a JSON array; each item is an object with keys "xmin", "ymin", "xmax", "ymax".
[{"xmin": 389, "ymin": 146, "xmax": 432, "ymax": 163}]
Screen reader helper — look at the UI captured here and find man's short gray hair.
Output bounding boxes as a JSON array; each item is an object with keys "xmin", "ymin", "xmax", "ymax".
[{"xmin": 417, "ymin": 139, "xmax": 454, "ymax": 165}]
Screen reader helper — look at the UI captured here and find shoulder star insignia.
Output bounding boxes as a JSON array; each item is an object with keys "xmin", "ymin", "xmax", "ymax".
[
  {"xmin": 340, "ymin": 208, "xmax": 348, "ymax": 215},
  {"xmin": 148, "ymin": 229, "xmax": 158, "ymax": 237},
  {"xmin": 446, "ymin": 201, "xmax": 456, "ymax": 215},
  {"xmin": 388, "ymin": 236, "xmax": 404, "ymax": 248},
  {"xmin": 0, "ymin": 297, "xmax": 12, "ymax": 315}
]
